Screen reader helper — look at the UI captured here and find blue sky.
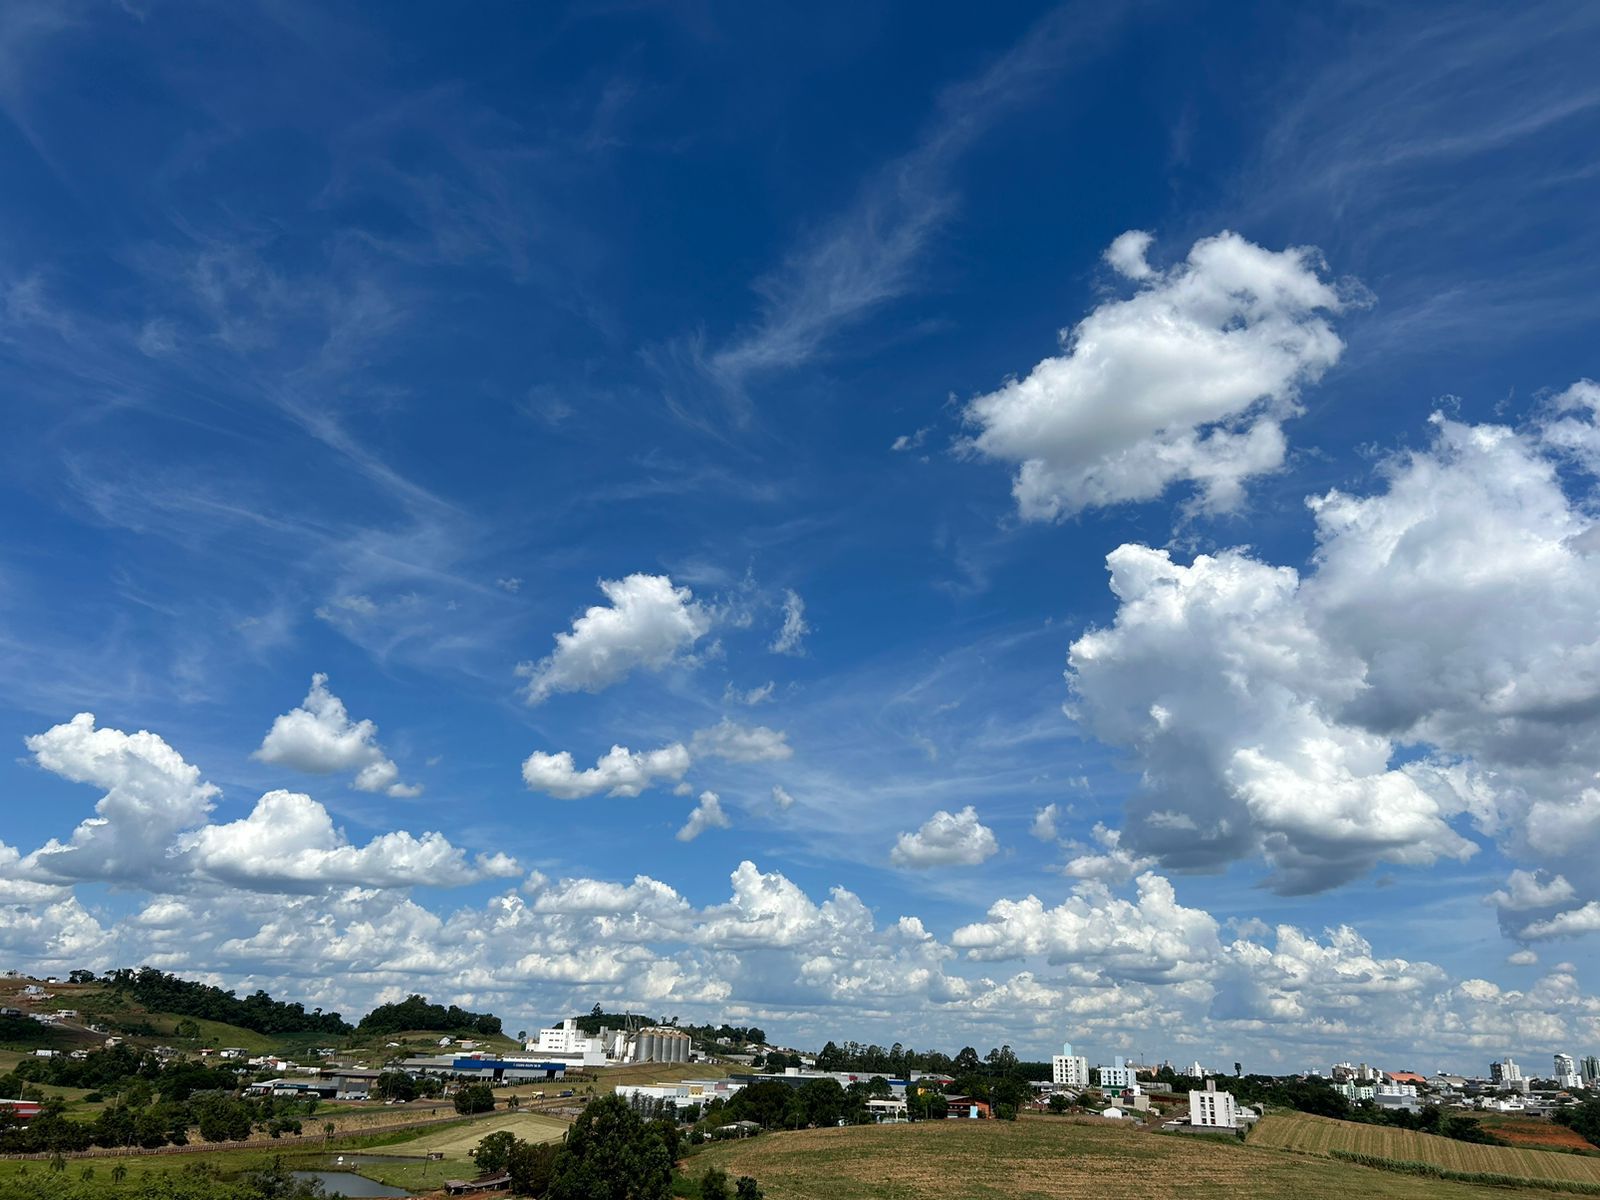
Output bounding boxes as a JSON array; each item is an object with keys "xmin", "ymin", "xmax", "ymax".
[{"xmin": 3, "ymin": 1, "xmax": 1600, "ymax": 1074}]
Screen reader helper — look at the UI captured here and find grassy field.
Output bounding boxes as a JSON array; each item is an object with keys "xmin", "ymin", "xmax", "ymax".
[
  {"xmin": 690, "ymin": 1117, "xmax": 1594, "ymax": 1200},
  {"xmin": 335, "ymin": 1111, "xmax": 570, "ymax": 1192},
  {"xmin": 1252, "ymin": 1113, "xmax": 1600, "ymax": 1186},
  {"xmin": 1473, "ymin": 1114, "xmax": 1598, "ymax": 1153}
]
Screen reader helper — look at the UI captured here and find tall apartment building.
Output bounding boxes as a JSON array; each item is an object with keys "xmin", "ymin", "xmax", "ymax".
[
  {"xmin": 1490, "ymin": 1057, "xmax": 1522, "ymax": 1084},
  {"xmin": 1582, "ymin": 1056, "xmax": 1599, "ymax": 1085},
  {"xmin": 1189, "ymin": 1078, "xmax": 1239, "ymax": 1128},
  {"xmin": 1051, "ymin": 1040, "xmax": 1089, "ymax": 1089}
]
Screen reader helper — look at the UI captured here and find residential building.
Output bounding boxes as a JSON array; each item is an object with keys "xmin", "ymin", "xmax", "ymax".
[
  {"xmin": 1332, "ymin": 1081, "xmax": 1374, "ymax": 1101},
  {"xmin": 1052, "ymin": 1041, "xmax": 1089, "ymax": 1090},
  {"xmin": 1582, "ymin": 1056, "xmax": 1599, "ymax": 1085},
  {"xmin": 1097, "ymin": 1056, "xmax": 1138, "ymax": 1091},
  {"xmin": 1491, "ymin": 1058, "xmax": 1522, "ymax": 1084},
  {"xmin": 1555, "ymin": 1053, "xmax": 1581, "ymax": 1089},
  {"xmin": 1189, "ymin": 1079, "xmax": 1238, "ymax": 1129},
  {"xmin": 1375, "ymin": 1083, "xmax": 1420, "ymax": 1112}
]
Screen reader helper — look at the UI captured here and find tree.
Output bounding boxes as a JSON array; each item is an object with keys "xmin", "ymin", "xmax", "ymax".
[
  {"xmin": 735, "ymin": 1179, "xmax": 764, "ymax": 1200},
  {"xmin": 547, "ymin": 1094, "xmax": 672, "ymax": 1200},
  {"xmin": 508, "ymin": 1139, "xmax": 557, "ymax": 1196},
  {"xmin": 474, "ymin": 1130, "xmax": 520, "ymax": 1175},
  {"xmin": 455, "ymin": 1083, "xmax": 496, "ymax": 1115},
  {"xmin": 700, "ymin": 1166, "xmax": 733, "ymax": 1200},
  {"xmin": 1048, "ymin": 1094, "xmax": 1070, "ymax": 1114}
]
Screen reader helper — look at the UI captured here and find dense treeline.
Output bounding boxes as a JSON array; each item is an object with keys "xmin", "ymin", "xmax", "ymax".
[
  {"xmin": 102, "ymin": 969, "xmax": 350, "ymax": 1036},
  {"xmin": 814, "ymin": 1039, "xmax": 1046, "ymax": 1081},
  {"xmin": 1555, "ymin": 1098, "xmax": 1600, "ymax": 1149},
  {"xmin": 355, "ymin": 994, "xmax": 502, "ymax": 1037},
  {"xmin": 0, "ymin": 1046, "xmax": 316, "ymax": 1152}
]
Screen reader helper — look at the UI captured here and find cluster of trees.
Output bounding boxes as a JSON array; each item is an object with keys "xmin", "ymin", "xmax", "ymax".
[
  {"xmin": 356, "ymin": 994, "xmax": 502, "ymax": 1037},
  {"xmin": 453, "ymin": 1082, "xmax": 497, "ymax": 1114},
  {"xmin": 0, "ymin": 1045, "xmax": 320, "ymax": 1153},
  {"xmin": 0, "ymin": 1090, "xmax": 316, "ymax": 1154},
  {"xmin": 1554, "ymin": 1097, "xmax": 1600, "ymax": 1148},
  {"xmin": 101, "ymin": 969, "xmax": 351, "ymax": 1036},
  {"xmin": 371, "ymin": 1071, "xmax": 444, "ymax": 1103},
  {"xmin": 813, "ymin": 1040, "xmax": 1048, "ymax": 1082},
  {"xmin": 471, "ymin": 1095, "xmax": 763, "ymax": 1200}
]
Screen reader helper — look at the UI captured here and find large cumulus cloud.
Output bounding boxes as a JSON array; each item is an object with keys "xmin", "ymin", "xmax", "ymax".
[{"xmin": 1069, "ymin": 392, "xmax": 1600, "ymax": 923}]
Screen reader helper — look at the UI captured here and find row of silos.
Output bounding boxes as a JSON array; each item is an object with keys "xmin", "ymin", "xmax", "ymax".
[{"xmin": 633, "ymin": 1026, "xmax": 691, "ymax": 1063}]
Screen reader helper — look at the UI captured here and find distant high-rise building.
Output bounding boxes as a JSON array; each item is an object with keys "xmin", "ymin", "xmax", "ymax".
[
  {"xmin": 1556, "ymin": 1053, "xmax": 1576, "ymax": 1077},
  {"xmin": 1491, "ymin": 1058, "xmax": 1522, "ymax": 1084},
  {"xmin": 1051, "ymin": 1040, "xmax": 1089, "ymax": 1090},
  {"xmin": 1581, "ymin": 1056, "xmax": 1599, "ymax": 1085}
]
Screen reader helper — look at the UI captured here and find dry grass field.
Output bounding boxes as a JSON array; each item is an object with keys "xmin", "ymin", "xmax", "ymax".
[
  {"xmin": 690, "ymin": 1116, "xmax": 1587, "ymax": 1200},
  {"xmin": 1251, "ymin": 1113, "xmax": 1600, "ymax": 1186}
]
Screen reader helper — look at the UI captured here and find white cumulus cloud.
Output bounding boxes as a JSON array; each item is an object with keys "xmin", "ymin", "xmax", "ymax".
[
  {"xmin": 964, "ymin": 230, "xmax": 1349, "ymax": 519},
  {"xmin": 521, "ymin": 743, "xmax": 691, "ymax": 799},
  {"xmin": 891, "ymin": 806, "xmax": 998, "ymax": 868},
  {"xmin": 183, "ymin": 790, "xmax": 518, "ymax": 890},
  {"xmin": 520, "ymin": 574, "xmax": 712, "ymax": 703},
  {"xmin": 255, "ymin": 674, "xmax": 419, "ymax": 798},
  {"xmin": 677, "ymin": 790, "xmax": 732, "ymax": 842},
  {"xmin": 22, "ymin": 713, "xmax": 218, "ymax": 884}
]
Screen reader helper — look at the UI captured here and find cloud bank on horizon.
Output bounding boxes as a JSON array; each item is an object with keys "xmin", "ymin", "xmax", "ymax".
[{"xmin": 2, "ymin": 0, "xmax": 1600, "ymax": 1071}]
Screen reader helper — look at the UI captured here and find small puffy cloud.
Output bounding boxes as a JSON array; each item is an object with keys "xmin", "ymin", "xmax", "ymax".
[
  {"xmin": 1507, "ymin": 949, "xmax": 1538, "ymax": 966},
  {"xmin": 770, "ymin": 589, "xmax": 809, "ymax": 655},
  {"xmin": 964, "ymin": 230, "xmax": 1348, "ymax": 519},
  {"xmin": 521, "ymin": 743, "xmax": 691, "ymax": 800},
  {"xmin": 1103, "ymin": 230, "xmax": 1156, "ymax": 280},
  {"xmin": 520, "ymin": 574, "xmax": 711, "ymax": 703},
  {"xmin": 1030, "ymin": 803, "xmax": 1060, "ymax": 842},
  {"xmin": 255, "ymin": 674, "xmax": 419, "ymax": 798},
  {"xmin": 183, "ymin": 790, "xmax": 517, "ymax": 890},
  {"xmin": 496, "ymin": 577, "xmax": 522, "ymax": 593},
  {"xmin": 692, "ymin": 719, "xmax": 793, "ymax": 763},
  {"xmin": 1060, "ymin": 824, "xmax": 1157, "ymax": 885},
  {"xmin": 677, "ymin": 791, "xmax": 731, "ymax": 842},
  {"xmin": 23, "ymin": 713, "xmax": 218, "ymax": 884},
  {"xmin": 772, "ymin": 785, "xmax": 796, "ymax": 810},
  {"xmin": 891, "ymin": 806, "xmax": 998, "ymax": 868}
]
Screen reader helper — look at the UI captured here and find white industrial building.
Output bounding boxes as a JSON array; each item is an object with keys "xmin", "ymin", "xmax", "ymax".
[
  {"xmin": 1189, "ymin": 1079, "xmax": 1239, "ymax": 1129},
  {"xmin": 522, "ymin": 1019, "xmax": 693, "ymax": 1067},
  {"xmin": 616, "ymin": 1078, "xmax": 745, "ymax": 1110}
]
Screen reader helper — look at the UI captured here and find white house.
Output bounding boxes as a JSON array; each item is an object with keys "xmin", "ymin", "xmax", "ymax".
[{"xmin": 1189, "ymin": 1079, "xmax": 1238, "ymax": 1129}]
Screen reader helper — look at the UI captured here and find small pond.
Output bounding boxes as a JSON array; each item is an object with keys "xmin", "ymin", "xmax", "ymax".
[{"xmin": 289, "ymin": 1170, "xmax": 412, "ymax": 1197}]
